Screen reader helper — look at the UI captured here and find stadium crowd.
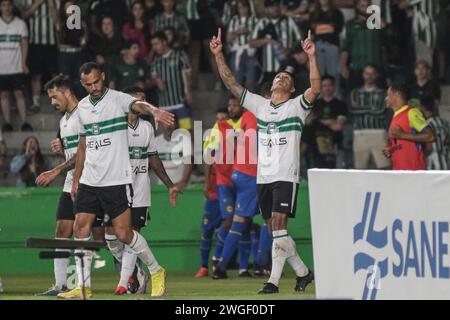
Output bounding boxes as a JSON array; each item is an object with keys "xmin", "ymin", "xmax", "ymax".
[{"xmin": 0, "ymin": 0, "xmax": 449, "ymax": 182}]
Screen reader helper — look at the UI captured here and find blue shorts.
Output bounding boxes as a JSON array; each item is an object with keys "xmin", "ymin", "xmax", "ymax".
[
  {"xmin": 202, "ymin": 199, "xmax": 222, "ymax": 233},
  {"xmin": 217, "ymin": 185, "xmax": 236, "ymax": 220},
  {"xmin": 232, "ymin": 170, "xmax": 259, "ymax": 218}
]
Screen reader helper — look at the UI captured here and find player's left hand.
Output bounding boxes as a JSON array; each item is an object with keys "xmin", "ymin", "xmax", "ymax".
[
  {"xmin": 389, "ymin": 125, "xmax": 404, "ymax": 139},
  {"xmin": 301, "ymin": 30, "xmax": 315, "ymax": 56},
  {"xmin": 153, "ymin": 108, "xmax": 175, "ymax": 130},
  {"xmin": 35, "ymin": 169, "xmax": 59, "ymax": 187},
  {"xmin": 169, "ymin": 185, "xmax": 180, "ymax": 207}
]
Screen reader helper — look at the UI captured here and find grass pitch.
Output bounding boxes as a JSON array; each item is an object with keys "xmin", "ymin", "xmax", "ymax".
[{"xmin": 0, "ymin": 270, "xmax": 316, "ymax": 300}]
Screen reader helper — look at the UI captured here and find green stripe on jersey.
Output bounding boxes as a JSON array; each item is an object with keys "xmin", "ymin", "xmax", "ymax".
[
  {"xmin": 258, "ymin": 124, "xmax": 302, "ymax": 133},
  {"xmin": 84, "ymin": 116, "xmax": 127, "ymax": 130},
  {"xmin": 65, "ymin": 142, "xmax": 79, "ymax": 149},
  {"xmin": 62, "ymin": 134, "xmax": 79, "ymax": 142},
  {"xmin": 85, "ymin": 124, "xmax": 127, "ymax": 136},
  {"xmin": 258, "ymin": 117, "xmax": 304, "ymax": 129}
]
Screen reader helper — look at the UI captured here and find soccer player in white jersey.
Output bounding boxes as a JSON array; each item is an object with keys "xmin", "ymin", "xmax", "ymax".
[
  {"xmin": 34, "ymin": 75, "xmax": 105, "ymax": 296},
  {"xmin": 210, "ymin": 29, "xmax": 321, "ymax": 294},
  {"xmin": 105, "ymin": 86, "xmax": 180, "ymax": 296},
  {"xmin": 60, "ymin": 62, "xmax": 177, "ymax": 299}
]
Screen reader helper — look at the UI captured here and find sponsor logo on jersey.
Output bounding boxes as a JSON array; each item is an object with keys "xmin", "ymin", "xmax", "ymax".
[
  {"xmin": 133, "ymin": 165, "xmax": 148, "ymax": 174},
  {"xmin": 87, "ymin": 138, "xmax": 111, "ymax": 150},
  {"xmin": 132, "ymin": 147, "xmax": 142, "ymax": 159}
]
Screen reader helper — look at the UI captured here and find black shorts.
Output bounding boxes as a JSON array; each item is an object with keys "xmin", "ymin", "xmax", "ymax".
[
  {"xmin": 103, "ymin": 207, "xmax": 150, "ymax": 229},
  {"xmin": 28, "ymin": 44, "xmax": 58, "ymax": 76},
  {"xmin": 74, "ymin": 183, "xmax": 133, "ymax": 222},
  {"xmin": 57, "ymin": 192, "xmax": 104, "ymax": 227},
  {"xmin": 0, "ymin": 73, "xmax": 26, "ymax": 91},
  {"xmin": 258, "ymin": 181, "xmax": 299, "ymax": 220}
]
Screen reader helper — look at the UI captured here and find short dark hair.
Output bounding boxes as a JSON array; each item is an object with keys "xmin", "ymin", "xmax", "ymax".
[
  {"xmin": 420, "ymin": 96, "xmax": 435, "ymax": 112},
  {"xmin": 151, "ymin": 31, "xmax": 168, "ymax": 42},
  {"xmin": 321, "ymin": 75, "xmax": 336, "ymax": 83},
  {"xmin": 122, "ymin": 39, "xmax": 139, "ymax": 50},
  {"xmin": 363, "ymin": 63, "xmax": 378, "ymax": 73},
  {"xmin": 216, "ymin": 108, "xmax": 228, "ymax": 115},
  {"xmin": 44, "ymin": 74, "xmax": 75, "ymax": 93},
  {"xmin": 79, "ymin": 62, "xmax": 103, "ymax": 76},
  {"xmin": 0, "ymin": 0, "xmax": 12, "ymax": 4},
  {"xmin": 390, "ymin": 83, "xmax": 409, "ymax": 101},
  {"xmin": 123, "ymin": 86, "xmax": 146, "ymax": 95}
]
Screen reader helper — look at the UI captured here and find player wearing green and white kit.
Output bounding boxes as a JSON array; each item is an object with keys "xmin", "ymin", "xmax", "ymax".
[
  {"xmin": 34, "ymin": 75, "xmax": 104, "ymax": 296},
  {"xmin": 105, "ymin": 86, "xmax": 178, "ymax": 296},
  {"xmin": 210, "ymin": 29, "xmax": 321, "ymax": 294},
  {"xmin": 59, "ymin": 62, "xmax": 178, "ymax": 299}
]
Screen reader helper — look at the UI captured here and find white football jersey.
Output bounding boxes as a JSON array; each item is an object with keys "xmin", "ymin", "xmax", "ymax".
[
  {"xmin": 60, "ymin": 106, "xmax": 82, "ymax": 193},
  {"xmin": 77, "ymin": 88, "xmax": 137, "ymax": 187},
  {"xmin": 153, "ymin": 130, "xmax": 192, "ymax": 185},
  {"xmin": 240, "ymin": 89, "xmax": 313, "ymax": 184},
  {"xmin": 0, "ymin": 17, "xmax": 28, "ymax": 75},
  {"xmin": 128, "ymin": 119, "xmax": 157, "ymax": 208}
]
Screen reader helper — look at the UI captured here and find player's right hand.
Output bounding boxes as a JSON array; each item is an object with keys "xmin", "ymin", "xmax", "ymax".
[
  {"xmin": 71, "ymin": 181, "xmax": 79, "ymax": 202},
  {"xmin": 51, "ymin": 138, "xmax": 64, "ymax": 156},
  {"xmin": 382, "ymin": 147, "xmax": 392, "ymax": 158},
  {"xmin": 153, "ymin": 108, "xmax": 175, "ymax": 130},
  {"xmin": 209, "ymin": 28, "xmax": 223, "ymax": 55},
  {"xmin": 35, "ymin": 169, "xmax": 58, "ymax": 187}
]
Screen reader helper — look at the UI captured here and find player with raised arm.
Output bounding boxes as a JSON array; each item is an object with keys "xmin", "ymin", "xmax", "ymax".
[
  {"xmin": 34, "ymin": 74, "xmax": 105, "ymax": 296},
  {"xmin": 58, "ymin": 62, "xmax": 176, "ymax": 299},
  {"xmin": 210, "ymin": 28, "xmax": 321, "ymax": 294}
]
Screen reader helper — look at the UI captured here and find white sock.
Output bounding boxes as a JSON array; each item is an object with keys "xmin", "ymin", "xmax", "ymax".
[
  {"xmin": 118, "ymin": 245, "xmax": 138, "ymax": 288},
  {"xmin": 286, "ymin": 236, "xmax": 308, "ymax": 277},
  {"xmin": 32, "ymin": 95, "xmax": 40, "ymax": 106},
  {"xmin": 129, "ymin": 231, "xmax": 160, "ymax": 275},
  {"xmin": 54, "ymin": 245, "xmax": 71, "ymax": 289},
  {"xmin": 268, "ymin": 230, "xmax": 289, "ymax": 287},
  {"xmin": 105, "ymin": 233, "xmax": 124, "ymax": 263},
  {"xmin": 74, "ymin": 237, "xmax": 93, "ymax": 288}
]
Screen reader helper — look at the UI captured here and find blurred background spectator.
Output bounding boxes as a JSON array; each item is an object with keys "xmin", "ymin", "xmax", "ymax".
[{"xmin": 10, "ymin": 136, "xmax": 49, "ymax": 187}]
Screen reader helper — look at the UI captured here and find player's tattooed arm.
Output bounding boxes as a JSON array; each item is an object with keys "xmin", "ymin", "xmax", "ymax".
[
  {"xmin": 71, "ymin": 136, "xmax": 86, "ymax": 201},
  {"xmin": 209, "ymin": 28, "xmax": 244, "ymax": 99},
  {"xmin": 35, "ymin": 155, "xmax": 77, "ymax": 187},
  {"xmin": 148, "ymin": 154, "xmax": 175, "ymax": 188},
  {"xmin": 302, "ymin": 30, "xmax": 321, "ymax": 104},
  {"xmin": 131, "ymin": 101, "xmax": 175, "ymax": 130}
]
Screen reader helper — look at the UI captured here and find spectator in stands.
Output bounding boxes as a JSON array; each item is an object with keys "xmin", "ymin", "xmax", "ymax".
[
  {"xmin": 56, "ymin": 0, "xmax": 87, "ymax": 98},
  {"xmin": 221, "ymin": 0, "xmax": 256, "ymax": 27},
  {"xmin": 149, "ymin": 31, "xmax": 193, "ymax": 131},
  {"xmin": 226, "ymin": 0, "xmax": 259, "ymax": 91},
  {"xmin": 384, "ymin": 84, "xmax": 434, "ymax": 171},
  {"xmin": 409, "ymin": 60, "xmax": 441, "ymax": 111},
  {"xmin": 350, "ymin": 64, "xmax": 389, "ymax": 169},
  {"xmin": 122, "ymin": 0, "xmax": 152, "ymax": 62},
  {"xmin": 87, "ymin": 16, "xmax": 124, "ymax": 67},
  {"xmin": 162, "ymin": 26, "xmax": 176, "ymax": 48},
  {"xmin": 249, "ymin": 0, "xmax": 302, "ymax": 84},
  {"xmin": 302, "ymin": 75, "xmax": 347, "ymax": 169},
  {"xmin": 109, "ymin": 40, "xmax": 148, "ymax": 90},
  {"xmin": 88, "ymin": 0, "xmax": 129, "ymax": 38},
  {"xmin": 310, "ymin": 0, "xmax": 344, "ymax": 94},
  {"xmin": 182, "ymin": 0, "xmax": 221, "ymax": 90},
  {"xmin": 0, "ymin": 138, "xmax": 7, "ymax": 179},
  {"xmin": 409, "ymin": 0, "xmax": 439, "ymax": 68},
  {"xmin": 143, "ymin": 0, "xmax": 163, "ymax": 21},
  {"xmin": 10, "ymin": 136, "xmax": 49, "ymax": 187},
  {"xmin": 153, "ymin": 0, "xmax": 190, "ymax": 48},
  {"xmin": 281, "ymin": 0, "xmax": 313, "ymax": 36},
  {"xmin": 19, "ymin": 0, "xmax": 59, "ymax": 113},
  {"xmin": 340, "ymin": 0, "xmax": 384, "ymax": 90},
  {"xmin": 0, "ymin": 0, "xmax": 32, "ymax": 132},
  {"xmin": 418, "ymin": 96, "xmax": 450, "ymax": 170}
]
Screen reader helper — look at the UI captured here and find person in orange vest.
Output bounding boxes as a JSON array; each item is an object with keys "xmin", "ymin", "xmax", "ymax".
[{"xmin": 383, "ymin": 84, "xmax": 435, "ymax": 170}]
